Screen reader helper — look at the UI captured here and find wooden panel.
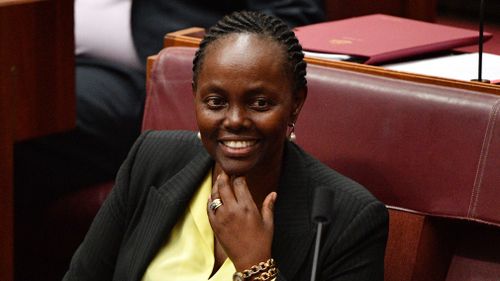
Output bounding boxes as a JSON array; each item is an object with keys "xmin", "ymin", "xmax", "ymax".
[
  {"xmin": 385, "ymin": 209, "xmax": 454, "ymax": 281},
  {"xmin": 0, "ymin": 1, "xmax": 75, "ymax": 280},
  {"xmin": 385, "ymin": 209, "xmax": 425, "ymax": 281},
  {"xmin": 404, "ymin": 0, "xmax": 437, "ymax": 22},
  {"xmin": 0, "ymin": 55, "xmax": 15, "ymax": 281},
  {"xmin": 163, "ymin": 27, "xmax": 205, "ymax": 49},
  {"xmin": 0, "ymin": 0, "xmax": 75, "ymax": 142},
  {"xmin": 324, "ymin": 0, "xmax": 436, "ymax": 22},
  {"xmin": 325, "ymin": 0, "xmax": 404, "ymax": 20},
  {"xmin": 411, "ymin": 216, "xmax": 455, "ymax": 281},
  {"xmin": 146, "ymin": 55, "xmax": 158, "ymax": 83}
]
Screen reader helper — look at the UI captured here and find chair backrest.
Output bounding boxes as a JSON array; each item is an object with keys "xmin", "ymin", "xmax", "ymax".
[
  {"xmin": 300, "ymin": 63, "xmax": 500, "ymax": 226},
  {"xmin": 144, "ymin": 46, "xmax": 500, "ymax": 281}
]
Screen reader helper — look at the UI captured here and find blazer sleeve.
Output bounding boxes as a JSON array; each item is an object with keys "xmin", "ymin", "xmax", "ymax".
[
  {"xmin": 247, "ymin": 0, "xmax": 325, "ymax": 27},
  {"xmin": 62, "ymin": 132, "xmax": 150, "ymax": 281},
  {"xmin": 322, "ymin": 200, "xmax": 389, "ymax": 281},
  {"xmin": 275, "ymin": 201, "xmax": 388, "ymax": 281}
]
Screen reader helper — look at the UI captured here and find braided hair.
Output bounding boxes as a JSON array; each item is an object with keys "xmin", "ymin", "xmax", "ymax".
[{"xmin": 192, "ymin": 11, "xmax": 307, "ymax": 94}]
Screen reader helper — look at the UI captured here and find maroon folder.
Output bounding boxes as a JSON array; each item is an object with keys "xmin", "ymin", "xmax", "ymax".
[{"xmin": 294, "ymin": 14, "xmax": 493, "ymax": 65}]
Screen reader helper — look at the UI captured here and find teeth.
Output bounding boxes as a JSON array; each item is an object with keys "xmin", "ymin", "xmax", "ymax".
[{"xmin": 222, "ymin": 140, "xmax": 256, "ymax": 148}]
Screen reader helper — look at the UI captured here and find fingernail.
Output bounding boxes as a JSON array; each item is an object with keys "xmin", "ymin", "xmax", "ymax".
[{"xmin": 270, "ymin": 194, "xmax": 276, "ymax": 209}]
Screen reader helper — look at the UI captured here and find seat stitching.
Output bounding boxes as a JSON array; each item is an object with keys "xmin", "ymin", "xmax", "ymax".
[{"xmin": 468, "ymin": 99, "xmax": 500, "ymax": 218}]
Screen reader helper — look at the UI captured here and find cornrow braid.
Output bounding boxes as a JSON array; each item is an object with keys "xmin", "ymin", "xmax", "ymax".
[{"xmin": 192, "ymin": 10, "xmax": 307, "ymax": 94}]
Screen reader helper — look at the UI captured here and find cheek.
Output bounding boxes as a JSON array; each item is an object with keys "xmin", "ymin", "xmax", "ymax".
[
  {"xmin": 195, "ymin": 100, "xmax": 211, "ymax": 127},
  {"xmin": 195, "ymin": 106, "xmax": 221, "ymax": 141},
  {"xmin": 257, "ymin": 111, "xmax": 290, "ymax": 138}
]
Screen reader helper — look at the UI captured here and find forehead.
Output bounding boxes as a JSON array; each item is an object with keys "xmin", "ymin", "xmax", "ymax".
[
  {"xmin": 207, "ymin": 33, "xmax": 285, "ymax": 59},
  {"xmin": 199, "ymin": 33, "xmax": 289, "ymax": 80}
]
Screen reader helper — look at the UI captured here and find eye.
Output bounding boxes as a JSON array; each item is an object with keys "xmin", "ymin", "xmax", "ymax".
[
  {"xmin": 205, "ymin": 96, "xmax": 227, "ymax": 110},
  {"xmin": 249, "ymin": 98, "xmax": 273, "ymax": 111}
]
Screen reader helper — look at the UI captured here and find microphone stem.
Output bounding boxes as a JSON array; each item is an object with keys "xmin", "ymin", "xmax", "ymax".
[
  {"xmin": 478, "ymin": 0, "xmax": 485, "ymax": 81},
  {"xmin": 310, "ymin": 222, "xmax": 324, "ymax": 281}
]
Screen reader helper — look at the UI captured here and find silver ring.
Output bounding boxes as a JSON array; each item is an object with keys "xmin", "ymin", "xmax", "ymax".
[{"xmin": 209, "ymin": 198, "xmax": 223, "ymax": 212}]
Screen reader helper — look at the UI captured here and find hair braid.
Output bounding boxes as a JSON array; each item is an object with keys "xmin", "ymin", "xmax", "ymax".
[{"xmin": 192, "ymin": 11, "xmax": 307, "ymax": 94}]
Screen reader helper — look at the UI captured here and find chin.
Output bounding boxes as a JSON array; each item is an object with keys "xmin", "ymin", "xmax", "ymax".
[{"xmin": 217, "ymin": 158, "xmax": 257, "ymax": 177}]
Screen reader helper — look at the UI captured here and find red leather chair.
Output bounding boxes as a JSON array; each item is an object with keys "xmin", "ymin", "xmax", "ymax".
[{"xmin": 144, "ymin": 46, "xmax": 500, "ymax": 281}]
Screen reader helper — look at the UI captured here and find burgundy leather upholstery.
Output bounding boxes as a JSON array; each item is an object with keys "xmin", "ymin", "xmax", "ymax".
[
  {"xmin": 301, "ymin": 65, "xmax": 500, "ymax": 226},
  {"xmin": 143, "ymin": 48, "xmax": 198, "ymax": 132},
  {"xmin": 145, "ymin": 46, "xmax": 500, "ymax": 226}
]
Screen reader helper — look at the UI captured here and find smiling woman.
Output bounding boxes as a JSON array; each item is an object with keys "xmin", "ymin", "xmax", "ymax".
[
  {"xmin": 63, "ymin": 11, "xmax": 388, "ymax": 281},
  {"xmin": 195, "ymin": 33, "xmax": 302, "ymax": 180}
]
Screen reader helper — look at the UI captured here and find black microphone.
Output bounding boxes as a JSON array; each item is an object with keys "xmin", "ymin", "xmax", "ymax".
[
  {"xmin": 310, "ymin": 187, "xmax": 334, "ymax": 281},
  {"xmin": 471, "ymin": 0, "xmax": 491, "ymax": 83}
]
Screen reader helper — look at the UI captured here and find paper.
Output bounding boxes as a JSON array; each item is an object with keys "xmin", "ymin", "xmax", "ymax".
[
  {"xmin": 383, "ymin": 52, "xmax": 500, "ymax": 83},
  {"xmin": 303, "ymin": 51, "xmax": 352, "ymax": 61}
]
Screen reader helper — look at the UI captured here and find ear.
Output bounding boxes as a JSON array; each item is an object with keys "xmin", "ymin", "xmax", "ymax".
[
  {"xmin": 290, "ymin": 87, "xmax": 308, "ymax": 123},
  {"xmin": 191, "ymin": 80, "xmax": 196, "ymax": 96}
]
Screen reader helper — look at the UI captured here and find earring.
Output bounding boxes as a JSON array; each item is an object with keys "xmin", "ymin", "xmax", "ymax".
[
  {"xmin": 288, "ymin": 123, "xmax": 296, "ymax": 142},
  {"xmin": 197, "ymin": 131, "xmax": 202, "ymax": 140}
]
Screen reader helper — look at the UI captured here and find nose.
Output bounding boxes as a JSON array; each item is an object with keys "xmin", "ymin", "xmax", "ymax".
[{"xmin": 223, "ymin": 105, "xmax": 250, "ymax": 131}]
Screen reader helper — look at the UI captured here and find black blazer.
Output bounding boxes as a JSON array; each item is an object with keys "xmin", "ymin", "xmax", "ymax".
[{"xmin": 63, "ymin": 131, "xmax": 388, "ymax": 281}]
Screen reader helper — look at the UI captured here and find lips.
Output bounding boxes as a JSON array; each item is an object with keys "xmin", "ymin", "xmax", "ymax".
[{"xmin": 218, "ymin": 139, "xmax": 259, "ymax": 157}]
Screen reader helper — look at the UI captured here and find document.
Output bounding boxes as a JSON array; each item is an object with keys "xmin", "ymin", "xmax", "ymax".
[
  {"xmin": 383, "ymin": 52, "xmax": 500, "ymax": 83},
  {"xmin": 294, "ymin": 14, "xmax": 492, "ymax": 65}
]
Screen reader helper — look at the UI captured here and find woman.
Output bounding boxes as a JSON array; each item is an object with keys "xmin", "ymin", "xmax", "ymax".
[{"xmin": 63, "ymin": 11, "xmax": 388, "ymax": 281}]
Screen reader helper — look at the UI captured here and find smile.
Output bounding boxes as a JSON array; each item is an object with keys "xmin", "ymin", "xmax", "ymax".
[{"xmin": 221, "ymin": 140, "xmax": 257, "ymax": 149}]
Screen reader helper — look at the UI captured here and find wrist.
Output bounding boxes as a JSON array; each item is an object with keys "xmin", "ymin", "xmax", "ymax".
[{"xmin": 233, "ymin": 251, "xmax": 271, "ymax": 272}]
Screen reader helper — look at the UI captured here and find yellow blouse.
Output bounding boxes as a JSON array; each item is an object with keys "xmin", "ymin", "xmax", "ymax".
[{"xmin": 142, "ymin": 170, "xmax": 235, "ymax": 281}]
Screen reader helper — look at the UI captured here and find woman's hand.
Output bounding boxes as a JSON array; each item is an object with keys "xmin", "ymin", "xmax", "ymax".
[{"xmin": 207, "ymin": 171, "xmax": 277, "ymax": 271}]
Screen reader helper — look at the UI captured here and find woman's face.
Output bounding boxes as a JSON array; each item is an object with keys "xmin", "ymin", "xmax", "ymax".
[{"xmin": 194, "ymin": 33, "xmax": 305, "ymax": 176}]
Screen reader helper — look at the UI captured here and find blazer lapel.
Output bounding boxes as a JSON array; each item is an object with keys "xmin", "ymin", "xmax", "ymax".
[
  {"xmin": 120, "ymin": 150, "xmax": 213, "ymax": 281},
  {"xmin": 273, "ymin": 143, "xmax": 316, "ymax": 280}
]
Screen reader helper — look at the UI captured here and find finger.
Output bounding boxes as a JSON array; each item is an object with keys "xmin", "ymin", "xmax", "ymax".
[
  {"xmin": 232, "ymin": 176, "xmax": 254, "ymax": 205},
  {"xmin": 211, "ymin": 173, "xmax": 221, "ymax": 200},
  {"xmin": 216, "ymin": 170, "xmax": 236, "ymax": 204},
  {"xmin": 261, "ymin": 192, "xmax": 277, "ymax": 226},
  {"xmin": 207, "ymin": 193, "xmax": 225, "ymax": 218},
  {"xmin": 207, "ymin": 197, "xmax": 216, "ymax": 222}
]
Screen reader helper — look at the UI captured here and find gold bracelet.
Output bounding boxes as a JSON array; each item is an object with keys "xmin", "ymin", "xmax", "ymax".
[
  {"xmin": 254, "ymin": 266, "xmax": 278, "ymax": 280},
  {"xmin": 232, "ymin": 258, "xmax": 278, "ymax": 281}
]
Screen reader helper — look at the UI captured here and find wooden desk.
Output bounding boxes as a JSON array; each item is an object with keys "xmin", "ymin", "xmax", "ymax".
[
  {"xmin": 159, "ymin": 27, "xmax": 500, "ymax": 96},
  {"xmin": 0, "ymin": 1, "xmax": 75, "ymax": 280}
]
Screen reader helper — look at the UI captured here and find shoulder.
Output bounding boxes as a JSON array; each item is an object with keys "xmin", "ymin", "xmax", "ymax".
[
  {"xmin": 139, "ymin": 130, "xmax": 201, "ymax": 146},
  {"xmin": 292, "ymin": 144, "xmax": 388, "ymax": 277},
  {"xmin": 288, "ymin": 142, "xmax": 386, "ymax": 218},
  {"xmin": 133, "ymin": 130, "xmax": 203, "ymax": 161},
  {"xmin": 109, "ymin": 130, "xmax": 210, "ymax": 215},
  {"xmin": 124, "ymin": 130, "xmax": 208, "ymax": 186}
]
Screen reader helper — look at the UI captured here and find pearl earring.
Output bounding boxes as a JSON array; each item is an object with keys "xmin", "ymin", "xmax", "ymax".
[
  {"xmin": 197, "ymin": 132, "xmax": 201, "ymax": 140},
  {"xmin": 288, "ymin": 123, "xmax": 296, "ymax": 142}
]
